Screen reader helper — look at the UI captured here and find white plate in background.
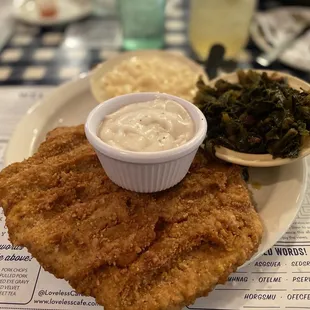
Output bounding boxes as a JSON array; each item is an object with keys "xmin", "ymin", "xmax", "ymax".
[
  {"xmin": 251, "ymin": 6, "xmax": 310, "ymax": 72},
  {"xmin": 13, "ymin": 0, "xmax": 92, "ymax": 26}
]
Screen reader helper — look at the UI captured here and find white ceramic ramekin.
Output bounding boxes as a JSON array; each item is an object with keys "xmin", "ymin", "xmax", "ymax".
[{"xmin": 85, "ymin": 92, "xmax": 207, "ymax": 193}]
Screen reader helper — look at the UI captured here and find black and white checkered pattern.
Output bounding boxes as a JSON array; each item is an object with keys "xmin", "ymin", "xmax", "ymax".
[{"xmin": 0, "ymin": 0, "xmax": 309, "ymax": 86}]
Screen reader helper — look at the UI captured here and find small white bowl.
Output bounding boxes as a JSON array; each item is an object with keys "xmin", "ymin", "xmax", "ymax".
[
  {"xmin": 85, "ymin": 92, "xmax": 207, "ymax": 193},
  {"xmin": 209, "ymin": 70, "xmax": 310, "ymax": 167}
]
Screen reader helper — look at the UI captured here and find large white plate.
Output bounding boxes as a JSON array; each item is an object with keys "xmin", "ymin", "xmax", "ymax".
[{"xmin": 4, "ymin": 75, "xmax": 308, "ymax": 269}]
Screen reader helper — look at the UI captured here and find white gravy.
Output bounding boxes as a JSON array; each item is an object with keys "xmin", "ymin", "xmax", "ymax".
[{"xmin": 98, "ymin": 98, "xmax": 194, "ymax": 152}]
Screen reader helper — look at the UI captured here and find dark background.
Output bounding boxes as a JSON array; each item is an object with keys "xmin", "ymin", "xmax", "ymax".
[{"xmin": 259, "ymin": 0, "xmax": 310, "ymax": 7}]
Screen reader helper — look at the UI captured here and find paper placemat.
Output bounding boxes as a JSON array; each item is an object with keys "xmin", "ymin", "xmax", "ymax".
[{"xmin": 0, "ymin": 87, "xmax": 310, "ymax": 310}]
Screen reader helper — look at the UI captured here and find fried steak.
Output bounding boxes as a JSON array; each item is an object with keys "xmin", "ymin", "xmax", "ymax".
[{"xmin": 0, "ymin": 125, "xmax": 263, "ymax": 310}]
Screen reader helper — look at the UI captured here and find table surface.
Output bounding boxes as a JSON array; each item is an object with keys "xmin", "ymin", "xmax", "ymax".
[
  {"xmin": 0, "ymin": 0, "xmax": 309, "ymax": 86},
  {"xmin": 1, "ymin": 2, "xmax": 310, "ymax": 310}
]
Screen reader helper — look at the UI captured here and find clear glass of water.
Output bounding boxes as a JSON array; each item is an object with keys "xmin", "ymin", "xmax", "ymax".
[
  {"xmin": 189, "ymin": 0, "xmax": 257, "ymax": 60},
  {"xmin": 117, "ymin": 0, "xmax": 166, "ymax": 50}
]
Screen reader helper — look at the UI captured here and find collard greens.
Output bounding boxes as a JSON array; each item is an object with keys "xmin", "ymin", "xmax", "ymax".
[{"xmin": 194, "ymin": 70, "xmax": 310, "ymax": 158}]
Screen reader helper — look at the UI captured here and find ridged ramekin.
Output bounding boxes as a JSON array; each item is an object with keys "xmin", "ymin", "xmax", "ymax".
[{"xmin": 85, "ymin": 92, "xmax": 207, "ymax": 193}]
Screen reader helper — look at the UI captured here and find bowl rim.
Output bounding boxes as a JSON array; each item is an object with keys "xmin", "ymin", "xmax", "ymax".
[
  {"xmin": 208, "ymin": 69, "xmax": 310, "ymax": 87},
  {"xmin": 208, "ymin": 69, "xmax": 310, "ymax": 167},
  {"xmin": 85, "ymin": 92, "xmax": 207, "ymax": 164}
]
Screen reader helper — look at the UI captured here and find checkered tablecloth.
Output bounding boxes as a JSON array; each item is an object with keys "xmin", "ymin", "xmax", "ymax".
[{"xmin": 0, "ymin": 0, "xmax": 309, "ymax": 86}]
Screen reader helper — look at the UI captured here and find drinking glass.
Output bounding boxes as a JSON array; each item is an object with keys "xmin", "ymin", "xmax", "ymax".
[
  {"xmin": 189, "ymin": 0, "xmax": 257, "ymax": 60},
  {"xmin": 117, "ymin": 0, "xmax": 166, "ymax": 50}
]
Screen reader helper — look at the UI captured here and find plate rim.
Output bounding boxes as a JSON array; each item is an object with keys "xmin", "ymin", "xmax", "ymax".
[
  {"xmin": 241, "ymin": 157, "xmax": 308, "ymax": 268},
  {"xmin": 4, "ymin": 72, "xmax": 90, "ymax": 166}
]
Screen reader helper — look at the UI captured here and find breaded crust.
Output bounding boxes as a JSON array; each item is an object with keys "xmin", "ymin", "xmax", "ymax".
[{"xmin": 0, "ymin": 125, "xmax": 263, "ymax": 310}]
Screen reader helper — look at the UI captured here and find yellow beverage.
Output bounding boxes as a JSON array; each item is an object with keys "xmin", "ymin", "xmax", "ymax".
[{"xmin": 189, "ymin": 0, "xmax": 256, "ymax": 60}]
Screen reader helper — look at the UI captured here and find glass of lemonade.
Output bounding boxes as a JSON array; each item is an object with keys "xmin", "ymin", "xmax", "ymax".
[{"xmin": 189, "ymin": 0, "xmax": 257, "ymax": 60}]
